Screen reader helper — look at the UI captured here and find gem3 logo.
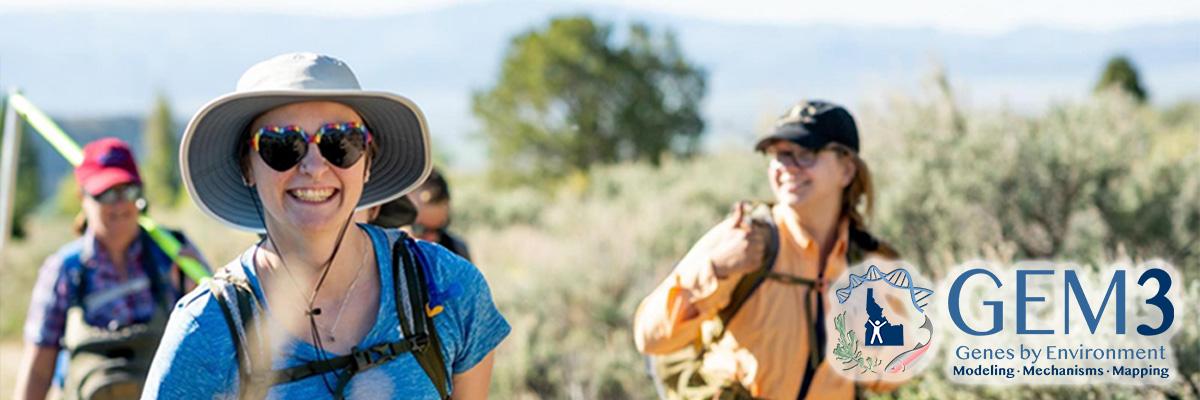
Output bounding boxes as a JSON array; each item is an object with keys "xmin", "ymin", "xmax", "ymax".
[
  {"xmin": 947, "ymin": 265, "xmax": 1175, "ymax": 336},
  {"xmin": 826, "ymin": 260, "xmax": 1181, "ymax": 385},
  {"xmin": 937, "ymin": 260, "xmax": 1182, "ymax": 386}
]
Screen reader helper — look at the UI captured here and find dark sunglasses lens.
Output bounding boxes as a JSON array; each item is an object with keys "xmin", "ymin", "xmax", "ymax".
[
  {"xmin": 95, "ymin": 190, "xmax": 118, "ymax": 203},
  {"xmin": 258, "ymin": 129, "xmax": 307, "ymax": 171},
  {"xmin": 122, "ymin": 186, "xmax": 142, "ymax": 201},
  {"xmin": 94, "ymin": 185, "xmax": 140, "ymax": 204},
  {"xmin": 317, "ymin": 126, "xmax": 367, "ymax": 168}
]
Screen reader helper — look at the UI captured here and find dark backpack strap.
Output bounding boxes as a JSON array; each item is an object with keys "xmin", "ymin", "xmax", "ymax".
[
  {"xmin": 177, "ymin": 266, "xmax": 186, "ymax": 300},
  {"xmin": 393, "ymin": 233, "xmax": 452, "ymax": 399},
  {"xmin": 715, "ymin": 203, "xmax": 781, "ymax": 339},
  {"xmin": 409, "ymin": 238, "xmax": 452, "ymax": 399},
  {"xmin": 139, "ymin": 232, "xmax": 171, "ymax": 310},
  {"xmin": 273, "ymin": 338, "xmax": 431, "ymax": 386},
  {"xmin": 167, "ymin": 230, "xmax": 190, "ymax": 298},
  {"xmin": 140, "ymin": 229, "xmax": 192, "ymax": 309},
  {"xmin": 795, "ymin": 231, "xmax": 864, "ymax": 400},
  {"xmin": 794, "ymin": 292, "xmax": 823, "ymax": 399},
  {"xmin": 764, "ymin": 272, "xmax": 817, "ymax": 286}
]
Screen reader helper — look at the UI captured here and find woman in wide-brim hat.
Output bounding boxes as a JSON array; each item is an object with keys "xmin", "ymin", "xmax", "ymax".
[{"xmin": 144, "ymin": 53, "xmax": 509, "ymax": 399}]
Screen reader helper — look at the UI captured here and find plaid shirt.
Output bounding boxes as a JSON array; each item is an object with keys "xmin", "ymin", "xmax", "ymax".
[{"xmin": 23, "ymin": 229, "xmax": 209, "ymax": 347}]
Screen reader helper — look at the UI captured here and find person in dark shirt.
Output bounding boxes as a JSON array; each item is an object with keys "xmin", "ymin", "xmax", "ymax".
[{"xmin": 409, "ymin": 168, "xmax": 472, "ymax": 261}]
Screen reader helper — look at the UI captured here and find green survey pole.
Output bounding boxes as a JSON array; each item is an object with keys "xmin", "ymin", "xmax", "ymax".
[
  {"xmin": 139, "ymin": 216, "xmax": 210, "ymax": 282},
  {"xmin": 8, "ymin": 93, "xmax": 82, "ymax": 166},
  {"xmin": 7, "ymin": 92, "xmax": 210, "ymax": 281}
]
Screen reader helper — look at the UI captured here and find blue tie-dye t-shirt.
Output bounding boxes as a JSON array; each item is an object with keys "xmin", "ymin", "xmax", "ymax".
[{"xmin": 142, "ymin": 224, "xmax": 510, "ymax": 399}]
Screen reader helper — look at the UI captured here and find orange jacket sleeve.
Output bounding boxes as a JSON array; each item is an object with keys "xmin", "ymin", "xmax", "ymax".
[{"xmin": 633, "ymin": 217, "xmax": 749, "ymax": 355}]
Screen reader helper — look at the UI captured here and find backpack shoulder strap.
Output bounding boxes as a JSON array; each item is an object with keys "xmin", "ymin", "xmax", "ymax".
[
  {"xmin": 136, "ymin": 228, "xmax": 193, "ymax": 306},
  {"xmin": 165, "ymin": 230, "xmax": 190, "ymax": 296},
  {"xmin": 61, "ymin": 244, "xmax": 87, "ymax": 308},
  {"xmin": 715, "ymin": 202, "xmax": 780, "ymax": 330},
  {"xmin": 207, "ymin": 259, "xmax": 271, "ymax": 399},
  {"xmin": 139, "ymin": 232, "xmax": 175, "ymax": 309},
  {"xmin": 392, "ymin": 232, "xmax": 452, "ymax": 399}
]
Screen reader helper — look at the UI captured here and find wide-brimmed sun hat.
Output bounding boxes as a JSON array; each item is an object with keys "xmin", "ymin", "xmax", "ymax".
[{"xmin": 180, "ymin": 52, "xmax": 431, "ymax": 232}]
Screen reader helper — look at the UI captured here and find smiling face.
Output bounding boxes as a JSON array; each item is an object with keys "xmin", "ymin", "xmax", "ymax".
[
  {"xmin": 244, "ymin": 101, "xmax": 369, "ymax": 234},
  {"xmin": 81, "ymin": 183, "xmax": 141, "ymax": 241},
  {"xmin": 764, "ymin": 140, "xmax": 855, "ymax": 210}
]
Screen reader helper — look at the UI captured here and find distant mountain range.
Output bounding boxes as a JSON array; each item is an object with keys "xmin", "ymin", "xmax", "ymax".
[{"xmin": 2, "ymin": 1, "xmax": 1197, "ymax": 197}]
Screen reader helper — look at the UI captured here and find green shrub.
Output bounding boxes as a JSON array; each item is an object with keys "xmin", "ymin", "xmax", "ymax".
[
  {"xmin": 2, "ymin": 87, "xmax": 1195, "ymax": 399},
  {"xmin": 457, "ymin": 90, "xmax": 1200, "ymax": 398}
]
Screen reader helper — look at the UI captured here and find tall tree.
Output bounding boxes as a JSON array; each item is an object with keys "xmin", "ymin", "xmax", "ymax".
[
  {"xmin": 1094, "ymin": 55, "xmax": 1148, "ymax": 104},
  {"xmin": 473, "ymin": 16, "xmax": 706, "ymax": 186},
  {"xmin": 141, "ymin": 92, "xmax": 180, "ymax": 208}
]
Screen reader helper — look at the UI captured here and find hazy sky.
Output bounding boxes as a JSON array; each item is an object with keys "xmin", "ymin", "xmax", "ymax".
[{"xmin": 2, "ymin": 0, "xmax": 1197, "ymax": 33}]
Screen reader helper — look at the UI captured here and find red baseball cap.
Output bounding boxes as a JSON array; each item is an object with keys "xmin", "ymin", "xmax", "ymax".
[{"xmin": 75, "ymin": 137, "xmax": 142, "ymax": 196}]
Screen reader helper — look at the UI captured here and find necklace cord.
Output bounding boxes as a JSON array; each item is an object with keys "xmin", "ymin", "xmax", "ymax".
[{"xmin": 247, "ymin": 184, "xmax": 360, "ymax": 396}]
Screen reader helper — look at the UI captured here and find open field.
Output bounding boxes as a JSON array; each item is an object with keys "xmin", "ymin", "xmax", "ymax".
[{"xmin": 2, "ymin": 92, "xmax": 1198, "ymax": 399}]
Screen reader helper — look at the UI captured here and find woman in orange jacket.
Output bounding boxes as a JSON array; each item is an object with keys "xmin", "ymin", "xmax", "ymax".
[{"xmin": 634, "ymin": 100, "xmax": 900, "ymax": 399}]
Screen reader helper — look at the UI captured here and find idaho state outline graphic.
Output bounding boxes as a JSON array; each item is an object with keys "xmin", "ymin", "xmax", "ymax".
[{"xmin": 828, "ymin": 263, "xmax": 936, "ymax": 382}]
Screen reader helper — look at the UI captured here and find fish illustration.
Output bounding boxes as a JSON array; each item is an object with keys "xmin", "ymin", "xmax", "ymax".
[{"xmin": 885, "ymin": 315, "xmax": 933, "ymax": 373}]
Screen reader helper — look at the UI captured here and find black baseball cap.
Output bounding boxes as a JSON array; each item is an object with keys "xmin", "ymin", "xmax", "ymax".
[{"xmin": 754, "ymin": 100, "xmax": 859, "ymax": 153}]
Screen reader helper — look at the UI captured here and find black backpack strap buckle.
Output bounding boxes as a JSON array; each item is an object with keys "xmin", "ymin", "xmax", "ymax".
[
  {"xmin": 350, "ymin": 345, "xmax": 392, "ymax": 373},
  {"xmin": 348, "ymin": 349, "xmax": 375, "ymax": 373},
  {"xmin": 410, "ymin": 334, "xmax": 431, "ymax": 352}
]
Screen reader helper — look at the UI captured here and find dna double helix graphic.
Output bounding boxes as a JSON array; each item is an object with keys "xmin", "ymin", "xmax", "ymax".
[{"xmin": 836, "ymin": 265, "xmax": 934, "ymax": 313}]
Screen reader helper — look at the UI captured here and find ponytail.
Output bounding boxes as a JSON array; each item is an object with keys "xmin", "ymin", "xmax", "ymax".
[
  {"xmin": 837, "ymin": 146, "xmax": 899, "ymax": 259},
  {"xmin": 73, "ymin": 211, "xmax": 88, "ymax": 236}
]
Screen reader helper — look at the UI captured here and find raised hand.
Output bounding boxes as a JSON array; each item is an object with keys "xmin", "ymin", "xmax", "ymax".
[{"xmin": 709, "ymin": 202, "xmax": 771, "ymax": 279}]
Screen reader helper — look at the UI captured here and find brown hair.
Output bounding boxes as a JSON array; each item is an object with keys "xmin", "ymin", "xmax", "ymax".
[
  {"xmin": 73, "ymin": 211, "xmax": 88, "ymax": 236},
  {"xmin": 831, "ymin": 144, "xmax": 900, "ymax": 259}
]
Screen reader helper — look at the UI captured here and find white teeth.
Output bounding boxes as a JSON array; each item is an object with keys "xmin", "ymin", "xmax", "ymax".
[{"xmin": 289, "ymin": 188, "xmax": 335, "ymax": 202}]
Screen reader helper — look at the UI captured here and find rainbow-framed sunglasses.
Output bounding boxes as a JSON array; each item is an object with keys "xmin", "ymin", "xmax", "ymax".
[{"xmin": 248, "ymin": 122, "xmax": 373, "ymax": 171}]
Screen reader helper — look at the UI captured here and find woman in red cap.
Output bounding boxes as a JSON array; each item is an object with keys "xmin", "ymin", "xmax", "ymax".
[{"xmin": 12, "ymin": 137, "xmax": 209, "ymax": 400}]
